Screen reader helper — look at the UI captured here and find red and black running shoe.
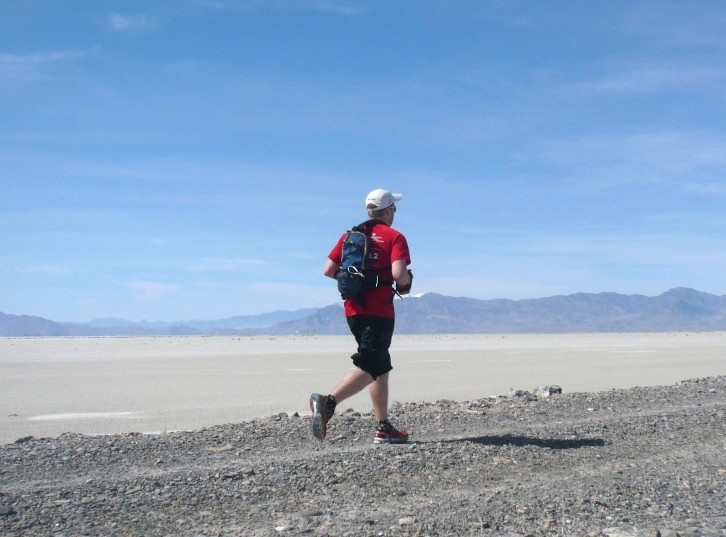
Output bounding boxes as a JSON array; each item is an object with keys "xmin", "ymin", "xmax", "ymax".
[
  {"xmin": 309, "ymin": 393, "xmax": 333, "ymax": 440},
  {"xmin": 374, "ymin": 423, "xmax": 408, "ymax": 444}
]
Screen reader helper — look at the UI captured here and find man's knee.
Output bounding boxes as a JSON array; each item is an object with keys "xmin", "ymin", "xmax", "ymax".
[{"xmin": 352, "ymin": 347, "xmax": 392, "ymax": 380}]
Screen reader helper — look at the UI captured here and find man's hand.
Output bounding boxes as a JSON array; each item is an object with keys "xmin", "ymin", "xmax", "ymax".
[
  {"xmin": 323, "ymin": 259, "xmax": 340, "ymax": 279},
  {"xmin": 396, "ymin": 269, "xmax": 413, "ymax": 295}
]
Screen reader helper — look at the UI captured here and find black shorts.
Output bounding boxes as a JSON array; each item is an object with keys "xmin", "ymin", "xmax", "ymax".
[{"xmin": 346, "ymin": 315, "xmax": 395, "ymax": 380}]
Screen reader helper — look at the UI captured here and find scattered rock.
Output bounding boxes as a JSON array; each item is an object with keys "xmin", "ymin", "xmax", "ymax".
[
  {"xmin": 2, "ymin": 376, "xmax": 725, "ymax": 537},
  {"xmin": 602, "ymin": 528, "xmax": 638, "ymax": 537},
  {"xmin": 533, "ymin": 385, "xmax": 563, "ymax": 397},
  {"xmin": 204, "ymin": 444, "xmax": 233, "ymax": 452},
  {"xmin": 295, "ymin": 510, "xmax": 323, "ymax": 518}
]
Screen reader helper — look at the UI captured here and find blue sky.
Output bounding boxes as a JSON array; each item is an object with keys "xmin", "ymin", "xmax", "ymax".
[{"xmin": 1, "ymin": 1, "xmax": 725, "ymax": 322}]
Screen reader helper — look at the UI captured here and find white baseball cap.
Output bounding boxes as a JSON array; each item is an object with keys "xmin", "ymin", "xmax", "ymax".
[{"xmin": 365, "ymin": 189, "xmax": 402, "ymax": 211}]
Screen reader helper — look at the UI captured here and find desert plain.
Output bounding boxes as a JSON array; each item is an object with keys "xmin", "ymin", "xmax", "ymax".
[
  {"xmin": 0, "ymin": 331, "xmax": 724, "ymax": 444},
  {"xmin": 1, "ymin": 332, "xmax": 726, "ymax": 537}
]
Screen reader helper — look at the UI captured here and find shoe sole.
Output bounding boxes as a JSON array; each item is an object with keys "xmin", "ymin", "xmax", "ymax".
[
  {"xmin": 309, "ymin": 394, "xmax": 326, "ymax": 440},
  {"xmin": 373, "ymin": 435, "xmax": 408, "ymax": 445}
]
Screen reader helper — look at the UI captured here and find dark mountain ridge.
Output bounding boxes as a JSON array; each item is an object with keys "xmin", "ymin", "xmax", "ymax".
[
  {"xmin": 83, "ymin": 308, "xmax": 317, "ymax": 331},
  {"xmin": 2, "ymin": 288, "xmax": 725, "ymax": 337},
  {"xmin": 262, "ymin": 287, "xmax": 726, "ymax": 335}
]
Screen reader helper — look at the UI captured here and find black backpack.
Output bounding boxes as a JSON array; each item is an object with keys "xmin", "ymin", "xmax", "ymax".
[{"xmin": 335, "ymin": 221, "xmax": 393, "ymax": 300}]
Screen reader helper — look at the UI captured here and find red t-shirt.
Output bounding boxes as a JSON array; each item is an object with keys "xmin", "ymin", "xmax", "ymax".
[{"xmin": 328, "ymin": 221, "xmax": 411, "ymax": 318}]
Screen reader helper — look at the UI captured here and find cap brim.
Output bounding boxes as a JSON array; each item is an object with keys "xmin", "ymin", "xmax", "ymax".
[{"xmin": 392, "ymin": 193, "xmax": 403, "ymax": 202}]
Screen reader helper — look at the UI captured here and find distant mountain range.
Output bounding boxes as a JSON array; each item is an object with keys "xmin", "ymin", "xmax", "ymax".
[
  {"xmin": 2, "ymin": 288, "xmax": 725, "ymax": 337},
  {"xmin": 0, "ymin": 308, "xmax": 317, "ymax": 337},
  {"xmin": 82, "ymin": 309, "xmax": 318, "ymax": 331}
]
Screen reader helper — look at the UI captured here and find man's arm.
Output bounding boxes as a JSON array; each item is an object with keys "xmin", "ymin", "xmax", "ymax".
[
  {"xmin": 323, "ymin": 258, "xmax": 340, "ymax": 279},
  {"xmin": 391, "ymin": 259, "xmax": 411, "ymax": 287}
]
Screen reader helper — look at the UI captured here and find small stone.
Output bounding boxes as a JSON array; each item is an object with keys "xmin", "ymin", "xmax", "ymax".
[
  {"xmin": 602, "ymin": 528, "xmax": 638, "ymax": 537},
  {"xmin": 295, "ymin": 510, "xmax": 323, "ymax": 518},
  {"xmin": 718, "ymin": 469, "xmax": 726, "ymax": 474},
  {"xmin": 205, "ymin": 444, "xmax": 233, "ymax": 453},
  {"xmin": 275, "ymin": 525, "xmax": 292, "ymax": 533},
  {"xmin": 14, "ymin": 436, "xmax": 33, "ymax": 444},
  {"xmin": 398, "ymin": 517, "xmax": 415, "ymax": 526},
  {"xmin": 0, "ymin": 506, "xmax": 16, "ymax": 517}
]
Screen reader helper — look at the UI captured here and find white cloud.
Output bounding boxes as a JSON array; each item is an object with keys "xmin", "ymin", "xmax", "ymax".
[
  {"xmin": 305, "ymin": 1, "xmax": 364, "ymax": 15},
  {"xmin": 581, "ymin": 66, "xmax": 726, "ymax": 95},
  {"xmin": 126, "ymin": 280, "xmax": 181, "ymax": 299},
  {"xmin": 190, "ymin": 258, "xmax": 265, "ymax": 272},
  {"xmin": 537, "ymin": 131, "xmax": 726, "ymax": 191},
  {"xmin": 249, "ymin": 281, "xmax": 339, "ymax": 305},
  {"xmin": 192, "ymin": 1, "xmax": 227, "ymax": 9},
  {"xmin": 109, "ymin": 14, "xmax": 151, "ymax": 32},
  {"xmin": 23, "ymin": 264, "xmax": 70, "ymax": 275},
  {"xmin": 191, "ymin": 0, "xmax": 366, "ymax": 15},
  {"xmin": 0, "ymin": 51, "xmax": 77, "ymax": 80},
  {"xmin": 623, "ymin": 4, "xmax": 726, "ymax": 49},
  {"xmin": 519, "ymin": 233, "xmax": 726, "ymax": 267},
  {"xmin": 682, "ymin": 182, "xmax": 726, "ymax": 196}
]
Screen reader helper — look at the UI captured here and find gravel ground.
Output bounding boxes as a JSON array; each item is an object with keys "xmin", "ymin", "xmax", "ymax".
[{"xmin": 1, "ymin": 376, "xmax": 725, "ymax": 537}]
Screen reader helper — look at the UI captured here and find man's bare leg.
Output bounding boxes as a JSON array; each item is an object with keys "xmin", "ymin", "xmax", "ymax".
[
  {"xmin": 331, "ymin": 368, "xmax": 374, "ymax": 403},
  {"xmin": 369, "ymin": 372, "xmax": 389, "ymax": 422}
]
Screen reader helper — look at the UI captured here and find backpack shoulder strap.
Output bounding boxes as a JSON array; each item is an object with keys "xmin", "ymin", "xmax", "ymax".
[{"xmin": 351, "ymin": 219, "xmax": 380, "ymax": 233}]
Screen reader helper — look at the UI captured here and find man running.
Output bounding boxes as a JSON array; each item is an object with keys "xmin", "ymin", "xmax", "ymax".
[{"xmin": 310, "ymin": 189, "xmax": 413, "ymax": 444}]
